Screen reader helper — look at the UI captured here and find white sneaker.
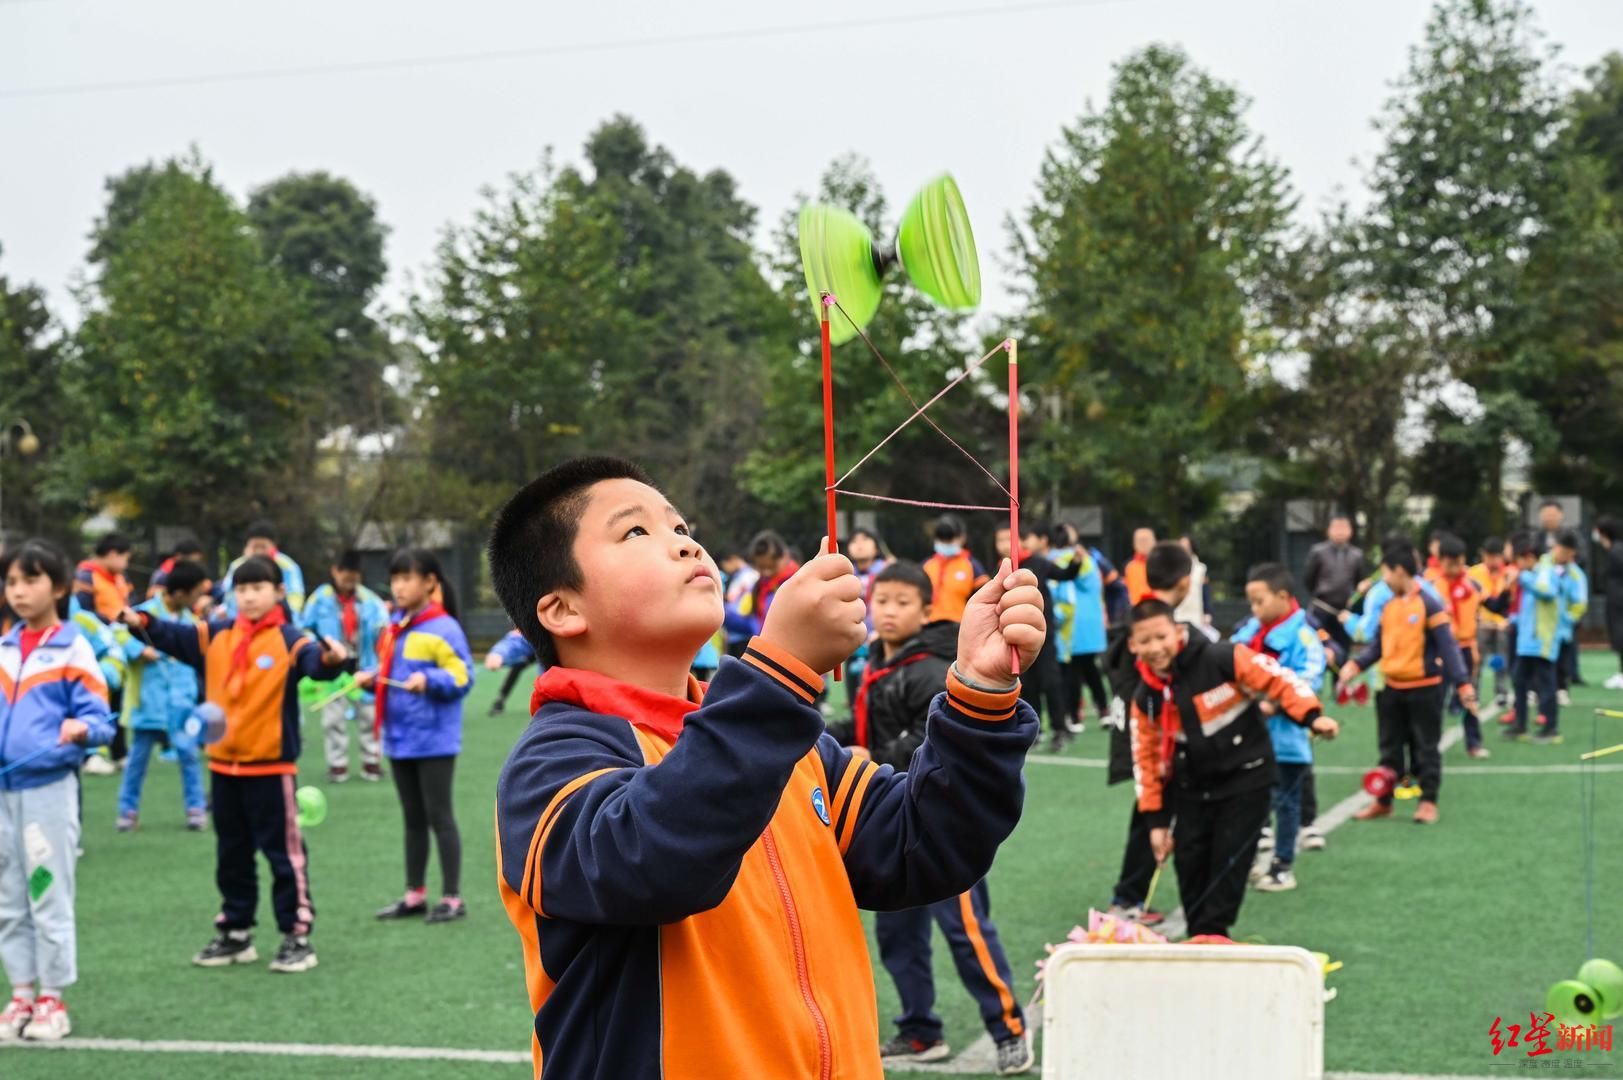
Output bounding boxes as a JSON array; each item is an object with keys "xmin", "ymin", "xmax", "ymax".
[
  {"xmin": 1299, "ymin": 827, "xmax": 1326, "ymax": 852},
  {"xmin": 1557, "ymin": 689, "xmax": 1572, "ymax": 707},
  {"xmin": 21, "ymin": 996, "xmax": 70, "ymax": 1041},
  {"xmin": 82, "ymin": 754, "xmax": 115, "ymax": 776},
  {"xmin": 1605, "ymin": 674, "xmax": 1623, "ymax": 691},
  {"xmin": 0, "ymin": 996, "xmax": 32, "ymax": 1040},
  {"xmin": 1255, "ymin": 863, "xmax": 1297, "ymax": 892},
  {"xmin": 1257, "ymin": 826, "xmax": 1274, "ymax": 853}
]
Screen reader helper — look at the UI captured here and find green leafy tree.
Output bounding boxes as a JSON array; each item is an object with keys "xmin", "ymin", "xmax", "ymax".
[
  {"xmin": 61, "ymin": 152, "xmax": 330, "ymax": 552},
  {"xmin": 1013, "ymin": 44, "xmax": 1294, "ymax": 533},
  {"xmin": 411, "ymin": 117, "xmax": 789, "ymax": 545},
  {"xmin": 0, "ymin": 247, "xmax": 76, "ymax": 547}
]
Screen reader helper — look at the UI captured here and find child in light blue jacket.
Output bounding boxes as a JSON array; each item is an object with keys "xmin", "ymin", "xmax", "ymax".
[
  {"xmin": 300, "ymin": 552, "xmax": 389, "ymax": 782},
  {"xmin": 115, "ymin": 561, "xmax": 212, "ymax": 831},
  {"xmin": 1234, "ymin": 563, "xmax": 1327, "ymax": 893}
]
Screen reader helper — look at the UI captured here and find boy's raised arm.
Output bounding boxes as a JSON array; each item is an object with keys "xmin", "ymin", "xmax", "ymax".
[
  {"xmin": 815, "ymin": 562, "xmax": 1045, "ymax": 911},
  {"xmin": 120, "ymin": 607, "xmax": 208, "ymax": 672}
]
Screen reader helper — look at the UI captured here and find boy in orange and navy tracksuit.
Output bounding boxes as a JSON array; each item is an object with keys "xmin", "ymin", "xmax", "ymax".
[
  {"xmin": 922, "ymin": 514, "xmax": 990, "ymax": 624},
  {"xmin": 1341, "ymin": 543, "xmax": 1475, "ymax": 824},
  {"xmin": 490, "ymin": 459, "xmax": 1045, "ymax": 1080},
  {"xmin": 1424, "ymin": 534, "xmax": 1487, "ymax": 755},
  {"xmin": 124, "ymin": 556, "xmax": 350, "ymax": 974}
]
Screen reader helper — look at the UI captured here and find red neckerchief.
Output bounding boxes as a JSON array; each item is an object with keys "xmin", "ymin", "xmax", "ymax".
[
  {"xmin": 1132, "ymin": 553, "xmax": 1147, "ymax": 567},
  {"xmin": 374, "ymin": 603, "xmax": 446, "ymax": 733},
  {"xmin": 753, "ymin": 561, "xmax": 799, "ymax": 623},
  {"xmin": 853, "ymin": 651, "xmax": 933, "ymax": 749},
  {"xmin": 158, "ymin": 557, "xmax": 177, "ymax": 578},
  {"xmin": 1443, "ymin": 571, "xmax": 1473, "ymax": 627},
  {"xmin": 1247, "ymin": 599, "xmax": 1301, "ymax": 656},
  {"xmin": 18, "ymin": 624, "xmax": 59, "ymax": 665},
  {"xmin": 227, "ymin": 607, "xmax": 287, "ymax": 701},
  {"xmin": 1135, "ymin": 659, "xmax": 1180, "ymax": 776},
  {"xmin": 529, "ymin": 666, "xmax": 705, "ymax": 743},
  {"xmin": 337, "ymin": 589, "xmax": 359, "ymax": 643}
]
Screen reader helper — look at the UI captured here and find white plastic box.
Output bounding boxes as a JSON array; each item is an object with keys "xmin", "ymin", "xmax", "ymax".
[{"xmin": 1042, "ymin": 943, "xmax": 1325, "ymax": 1079}]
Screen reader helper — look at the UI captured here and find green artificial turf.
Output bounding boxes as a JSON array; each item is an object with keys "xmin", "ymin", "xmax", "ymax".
[{"xmin": 4, "ymin": 655, "xmax": 1621, "ymax": 1079}]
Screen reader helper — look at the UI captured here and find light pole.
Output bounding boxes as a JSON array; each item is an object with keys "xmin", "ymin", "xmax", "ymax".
[{"xmin": 0, "ymin": 418, "xmax": 40, "ymax": 548}]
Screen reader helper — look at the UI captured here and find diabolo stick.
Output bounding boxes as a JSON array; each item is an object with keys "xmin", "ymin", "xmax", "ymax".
[
  {"xmin": 820, "ymin": 293, "xmax": 842, "ymax": 683},
  {"xmin": 1579, "ymin": 742, "xmax": 1623, "ymax": 762},
  {"xmin": 1007, "ymin": 338, "xmax": 1021, "ymax": 678},
  {"xmin": 1595, "ymin": 708, "xmax": 1623, "ymax": 720}
]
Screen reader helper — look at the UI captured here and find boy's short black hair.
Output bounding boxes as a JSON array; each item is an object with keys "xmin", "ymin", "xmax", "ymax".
[
  {"xmin": 1597, "ymin": 517, "xmax": 1620, "ymax": 544},
  {"xmin": 873, "ymin": 560, "xmax": 932, "ymax": 606},
  {"xmin": 1020, "ymin": 520, "xmax": 1051, "ymax": 542},
  {"xmin": 933, "ymin": 514, "xmax": 966, "ymax": 542},
  {"xmin": 162, "ymin": 560, "xmax": 209, "ymax": 595},
  {"xmin": 232, "ymin": 554, "xmax": 284, "ymax": 588},
  {"xmin": 748, "ymin": 530, "xmax": 787, "ymax": 561},
  {"xmin": 2, "ymin": 539, "xmax": 73, "ymax": 618},
  {"xmin": 334, "ymin": 550, "xmax": 364, "ymax": 573},
  {"xmin": 1129, "ymin": 597, "xmax": 1177, "ymax": 627},
  {"xmin": 1512, "ymin": 532, "xmax": 1540, "ymax": 558},
  {"xmin": 1145, "ymin": 541, "xmax": 1193, "ymax": 592},
  {"xmin": 1540, "ymin": 498, "xmax": 1563, "ymax": 512},
  {"xmin": 1554, "ymin": 528, "xmax": 1583, "ymax": 552},
  {"xmin": 94, "ymin": 532, "xmax": 132, "ymax": 556},
  {"xmin": 245, "ymin": 520, "xmax": 277, "ymax": 544},
  {"xmin": 1437, "ymin": 534, "xmax": 1467, "ymax": 560},
  {"xmin": 1381, "ymin": 543, "xmax": 1420, "ymax": 576},
  {"xmin": 171, "ymin": 536, "xmax": 204, "ymax": 558},
  {"xmin": 1481, "ymin": 535, "xmax": 1505, "ymax": 556},
  {"xmin": 1047, "ymin": 523, "xmax": 1073, "ymax": 549},
  {"xmin": 1245, "ymin": 562, "xmax": 1294, "ymax": 595},
  {"xmin": 488, "ymin": 456, "xmax": 656, "ymax": 667}
]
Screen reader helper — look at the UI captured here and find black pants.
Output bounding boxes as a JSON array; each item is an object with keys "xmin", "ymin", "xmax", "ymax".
[
  {"xmin": 495, "ymin": 662, "xmax": 531, "ymax": 708},
  {"xmin": 1513, "ymin": 655, "xmax": 1559, "ymax": 736},
  {"xmin": 213, "ymin": 772, "xmax": 314, "ymax": 935},
  {"xmin": 1375, "ymin": 685, "xmax": 1445, "ymax": 804},
  {"xmin": 1172, "ymin": 785, "xmax": 1272, "ymax": 938},
  {"xmin": 108, "ymin": 689, "xmax": 127, "ymax": 762},
  {"xmin": 1111, "ymin": 801, "xmax": 1158, "ymax": 909},
  {"xmin": 1300, "ymin": 767, "xmax": 1318, "ymax": 827},
  {"xmin": 391, "ymin": 755, "xmax": 462, "ymax": 896},
  {"xmin": 1019, "ymin": 640, "xmax": 1067, "ymax": 734},
  {"xmin": 876, "ymin": 879, "xmax": 1025, "ymax": 1044},
  {"xmin": 1558, "ymin": 639, "xmax": 1581, "ymax": 689},
  {"xmin": 1063, "ymin": 653, "xmax": 1109, "ymax": 718}
]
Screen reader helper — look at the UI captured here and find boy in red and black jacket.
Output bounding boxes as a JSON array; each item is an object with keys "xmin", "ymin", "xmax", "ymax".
[
  {"xmin": 121, "ymin": 556, "xmax": 350, "ymax": 974},
  {"xmin": 490, "ymin": 458, "xmax": 1045, "ymax": 1080},
  {"xmin": 1129, "ymin": 598, "xmax": 1338, "ymax": 940},
  {"xmin": 828, "ymin": 560, "xmax": 1032, "ymax": 1072}
]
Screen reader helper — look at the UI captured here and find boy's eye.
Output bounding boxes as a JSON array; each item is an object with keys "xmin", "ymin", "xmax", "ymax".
[
  {"xmin": 675, "ymin": 524, "xmax": 689, "ymax": 537},
  {"xmin": 624, "ymin": 526, "xmax": 648, "ymax": 539}
]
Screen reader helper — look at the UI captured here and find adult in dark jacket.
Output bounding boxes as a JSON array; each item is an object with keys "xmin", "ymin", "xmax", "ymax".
[
  {"xmin": 1597, "ymin": 517, "xmax": 1623, "ymax": 689},
  {"xmin": 1302, "ymin": 516, "xmax": 1366, "ymax": 653},
  {"xmin": 828, "ymin": 561, "xmax": 1033, "ymax": 1072}
]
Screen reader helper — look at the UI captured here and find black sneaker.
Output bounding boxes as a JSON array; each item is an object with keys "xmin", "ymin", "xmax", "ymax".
[
  {"xmin": 268, "ymin": 934, "xmax": 317, "ymax": 973},
  {"xmin": 425, "ymin": 900, "xmax": 466, "ymax": 925},
  {"xmin": 1254, "ymin": 860, "xmax": 1297, "ymax": 892},
  {"xmin": 879, "ymin": 1034, "xmax": 950, "ymax": 1063},
  {"xmin": 376, "ymin": 899, "xmax": 427, "ymax": 920},
  {"xmin": 193, "ymin": 930, "xmax": 257, "ymax": 967},
  {"xmin": 488, "ymin": 700, "xmax": 506, "ymax": 717},
  {"xmin": 996, "ymin": 1035, "xmax": 1035, "ymax": 1075}
]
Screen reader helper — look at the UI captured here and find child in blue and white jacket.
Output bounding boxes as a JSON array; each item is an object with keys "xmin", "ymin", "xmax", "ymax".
[
  {"xmin": 115, "ymin": 560, "xmax": 211, "ymax": 832},
  {"xmin": 1235, "ymin": 563, "xmax": 1328, "ymax": 894},
  {"xmin": 0, "ymin": 540, "xmax": 114, "ymax": 1042},
  {"xmin": 300, "ymin": 552, "xmax": 389, "ymax": 783},
  {"xmin": 354, "ymin": 549, "xmax": 473, "ymax": 924}
]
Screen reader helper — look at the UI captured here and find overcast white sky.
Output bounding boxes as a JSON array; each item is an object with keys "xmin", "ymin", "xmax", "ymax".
[{"xmin": 2, "ymin": 0, "xmax": 1619, "ymax": 330}]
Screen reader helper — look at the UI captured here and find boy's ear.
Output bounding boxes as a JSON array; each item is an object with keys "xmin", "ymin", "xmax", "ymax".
[
  {"xmin": 275, "ymin": 584, "xmax": 288, "ymax": 599},
  {"xmin": 537, "ymin": 590, "xmax": 587, "ymax": 645}
]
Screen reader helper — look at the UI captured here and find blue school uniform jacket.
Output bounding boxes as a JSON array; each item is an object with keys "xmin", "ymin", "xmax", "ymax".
[
  {"xmin": 1232, "ymin": 607, "xmax": 1326, "ymax": 765},
  {"xmin": 1515, "ymin": 557, "xmax": 1575, "ymax": 661},
  {"xmin": 300, "ymin": 583, "xmax": 389, "ymax": 700},
  {"xmin": 1067, "ymin": 549, "xmax": 1108, "ymax": 657},
  {"xmin": 121, "ymin": 596, "xmax": 202, "ymax": 732},
  {"xmin": 491, "ymin": 629, "xmax": 537, "ymax": 668},
  {"xmin": 372, "ymin": 608, "xmax": 473, "ymax": 760},
  {"xmin": 494, "ymin": 637, "xmax": 1039, "ymax": 1080},
  {"xmin": 0, "ymin": 623, "xmax": 115, "ymax": 791}
]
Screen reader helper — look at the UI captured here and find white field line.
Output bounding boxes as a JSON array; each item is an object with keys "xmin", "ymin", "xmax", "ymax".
[{"xmin": 3, "ymin": 1038, "xmax": 1507, "ymax": 1080}]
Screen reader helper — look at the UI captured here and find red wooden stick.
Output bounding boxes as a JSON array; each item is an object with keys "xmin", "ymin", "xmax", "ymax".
[
  {"xmin": 820, "ymin": 294, "xmax": 841, "ymax": 683},
  {"xmin": 1007, "ymin": 339, "xmax": 1021, "ymax": 678}
]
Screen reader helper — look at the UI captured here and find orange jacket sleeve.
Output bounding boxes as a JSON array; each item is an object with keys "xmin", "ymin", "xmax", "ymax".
[
  {"xmin": 1130, "ymin": 695, "xmax": 1167, "ymax": 821},
  {"xmin": 1230, "ymin": 643, "xmax": 1323, "ymax": 726}
]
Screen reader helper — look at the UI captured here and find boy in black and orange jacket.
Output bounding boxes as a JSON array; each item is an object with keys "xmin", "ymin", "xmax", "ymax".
[
  {"xmin": 489, "ymin": 458, "xmax": 1045, "ymax": 1080},
  {"xmin": 1128, "ymin": 598, "xmax": 1338, "ymax": 940},
  {"xmin": 1340, "ymin": 543, "xmax": 1475, "ymax": 825},
  {"xmin": 121, "ymin": 556, "xmax": 349, "ymax": 974}
]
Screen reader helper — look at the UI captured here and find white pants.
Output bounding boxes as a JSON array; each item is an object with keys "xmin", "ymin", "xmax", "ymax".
[
  {"xmin": 322, "ymin": 698, "xmax": 379, "ymax": 771},
  {"xmin": 0, "ymin": 774, "xmax": 81, "ymax": 989}
]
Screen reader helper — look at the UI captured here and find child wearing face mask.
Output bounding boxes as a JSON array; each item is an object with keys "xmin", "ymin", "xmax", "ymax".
[
  {"xmin": 922, "ymin": 515, "xmax": 989, "ymax": 625},
  {"xmin": 355, "ymin": 549, "xmax": 474, "ymax": 925}
]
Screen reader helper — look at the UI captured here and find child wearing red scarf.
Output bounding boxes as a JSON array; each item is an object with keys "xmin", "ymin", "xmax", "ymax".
[
  {"xmin": 1128, "ymin": 598, "xmax": 1337, "ymax": 939},
  {"xmin": 122, "ymin": 556, "xmax": 350, "ymax": 975},
  {"xmin": 1424, "ymin": 535, "xmax": 1487, "ymax": 755}
]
